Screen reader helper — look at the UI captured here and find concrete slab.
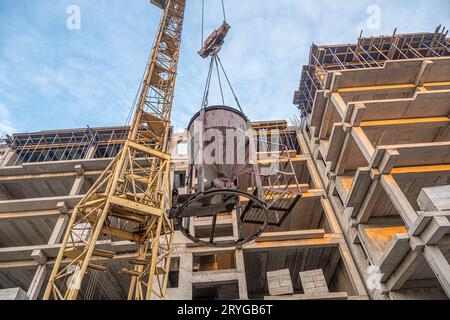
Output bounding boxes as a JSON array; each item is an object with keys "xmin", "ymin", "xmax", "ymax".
[{"xmin": 0, "ymin": 287, "xmax": 27, "ymax": 300}]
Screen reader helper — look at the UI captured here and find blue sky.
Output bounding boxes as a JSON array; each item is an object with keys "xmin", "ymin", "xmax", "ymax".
[{"xmin": 0, "ymin": 0, "xmax": 449, "ymax": 136}]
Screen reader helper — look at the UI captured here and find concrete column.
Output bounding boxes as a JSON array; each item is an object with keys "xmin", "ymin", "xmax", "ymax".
[
  {"xmin": 27, "ymin": 265, "xmax": 47, "ymax": 300},
  {"xmin": 169, "ymin": 250, "xmax": 193, "ymax": 299},
  {"xmin": 26, "ymin": 211, "xmax": 71, "ymax": 300},
  {"xmin": 85, "ymin": 145, "xmax": 97, "ymax": 159},
  {"xmin": 235, "ymin": 249, "xmax": 248, "ymax": 299}
]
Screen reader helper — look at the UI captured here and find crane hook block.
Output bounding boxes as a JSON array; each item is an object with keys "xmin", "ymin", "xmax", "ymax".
[{"xmin": 198, "ymin": 22, "xmax": 231, "ymax": 58}]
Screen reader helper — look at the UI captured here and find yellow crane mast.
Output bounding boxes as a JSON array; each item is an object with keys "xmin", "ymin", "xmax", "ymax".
[{"xmin": 44, "ymin": 0, "xmax": 186, "ymax": 300}]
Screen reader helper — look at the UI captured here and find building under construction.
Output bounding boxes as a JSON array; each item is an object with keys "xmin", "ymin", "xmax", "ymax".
[
  {"xmin": 294, "ymin": 25, "xmax": 450, "ymax": 300},
  {"xmin": 0, "ymin": 20, "xmax": 450, "ymax": 300}
]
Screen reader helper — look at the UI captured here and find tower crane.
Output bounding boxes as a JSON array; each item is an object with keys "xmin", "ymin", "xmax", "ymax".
[
  {"xmin": 44, "ymin": 0, "xmax": 301, "ymax": 300},
  {"xmin": 44, "ymin": 0, "xmax": 186, "ymax": 300}
]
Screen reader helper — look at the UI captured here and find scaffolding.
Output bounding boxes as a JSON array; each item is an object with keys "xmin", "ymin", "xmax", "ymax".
[
  {"xmin": 294, "ymin": 25, "xmax": 450, "ymax": 115},
  {"xmin": 0, "ymin": 127, "xmax": 129, "ymax": 167},
  {"xmin": 240, "ymin": 121, "xmax": 303, "ymax": 227},
  {"xmin": 0, "ymin": 126, "xmax": 178, "ymax": 167}
]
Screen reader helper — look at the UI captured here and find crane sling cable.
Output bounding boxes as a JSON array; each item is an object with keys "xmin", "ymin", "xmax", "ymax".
[{"xmin": 201, "ymin": 0, "xmax": 228, "ymax": 44}]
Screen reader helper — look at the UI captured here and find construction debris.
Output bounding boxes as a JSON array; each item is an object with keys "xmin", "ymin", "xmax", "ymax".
[
  {"xmin": 267, "ymin": 269, "xmax": 294, "ymax": 296},
  {"xmin": 299, "ymin": 269, "xmax": 329, "ymax": 295}
]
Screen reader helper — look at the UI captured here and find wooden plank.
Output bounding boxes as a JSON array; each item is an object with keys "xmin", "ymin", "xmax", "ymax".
[
  {"xmin": 243, "ymin": 234, "xmax": 340, "ymax": 252},
  {"xmin": 360, "ymin": 117, "xmax": 450, "ymax": 129},
  {"xmin": 257, "ymin": 155, "xmax": 308, "ymax": 165},
  {"xmin": 101, "ymin": 226, "xmax": 143, "ymax": 244},
  {"xmin": 256, "ymin": 230, "xmax": 326, "ymax": 242},
  {"xmin": 264, "ymin": 291, "xmax": 348, "ymax": 300},
  {"xmin": 391, "ymin": 164, "xmax": 450, "ymax": 178},
  {"xmin": 338, "ymin": 84, "xmax": 416, "ymax": 93},
  {"xmin": 127, "ymin": 141, "xmax": 170, "ymax": 160}
]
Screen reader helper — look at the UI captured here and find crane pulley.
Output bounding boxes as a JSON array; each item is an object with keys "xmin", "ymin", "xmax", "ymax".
[{"xmin": 198, "ymin": 22, "xmax": 231, "ymax": 58}]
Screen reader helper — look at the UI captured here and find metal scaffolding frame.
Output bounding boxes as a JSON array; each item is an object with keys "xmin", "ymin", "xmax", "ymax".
[
  {"xmin": 241, "ymin": 123, "xmax": 303, "ymax": 227},
  {"xmin": 0, "ymin": 127, "xmax": 129, "ymax": 167},
  {"xmin": 294, "ymin": 25, "xmax": 450, "ymax": 116}
]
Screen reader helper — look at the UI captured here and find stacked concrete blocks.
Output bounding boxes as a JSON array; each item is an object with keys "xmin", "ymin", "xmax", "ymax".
[
  {"xmin": 299, "ymin": 269, "xmax": 329, "ymax": 295},
  {"xmin": 267, "ymin": 269, "xmax": 294, "ymax": 296}
]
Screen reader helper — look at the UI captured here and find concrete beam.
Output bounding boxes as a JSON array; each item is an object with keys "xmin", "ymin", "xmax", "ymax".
[
  {"xmin": 0, "ymin": 287, "xmax": 27, "ymax": 300},
  {"xmin": 423, "ymin": 245, "xmax": 450, "ymax": 298},
  {"xmin": 380, "ymin": 175, "xmax": 418, "ymax": 228},
  {"xmin": 31, "ymin": 249, "xmax": 47, "ymax": 264},
  {"xmin": 379, "ymin": 234, "xmax": 410, "ymax": 281},
  {"xmin": 0, "ymin": 195, "xmax": 83, "ymax": 213},
  {"xmin": 418, "ymin": 185, "xmax": 450, "ymax": 212}
]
